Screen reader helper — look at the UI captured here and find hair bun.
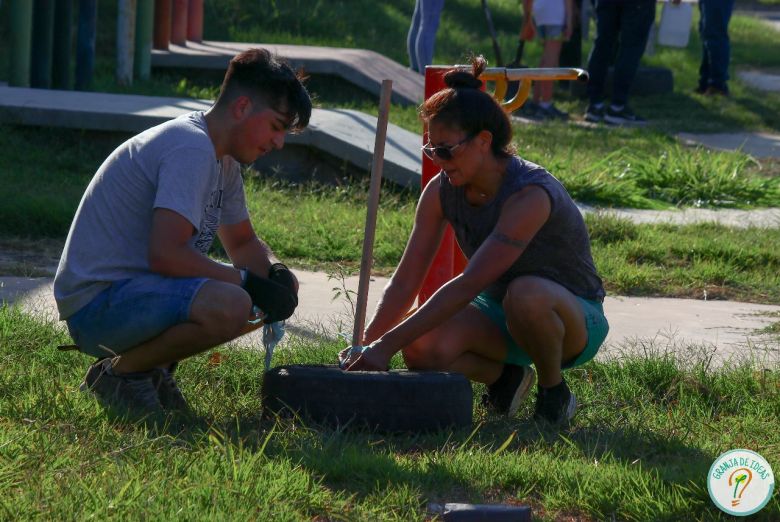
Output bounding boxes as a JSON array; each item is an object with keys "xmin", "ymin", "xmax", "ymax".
[{"xmin": 443, "ymin": 54, "xmax": 487, "ymax": 89}]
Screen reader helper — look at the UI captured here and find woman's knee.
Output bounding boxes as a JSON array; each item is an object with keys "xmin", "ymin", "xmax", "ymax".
[
  {"xmin": 503, "ymin": 277, "xmax": 557, "ymax": 318},
  {"xmin": 402, "ymin": 337, "xmax": 447, "ymax": 370}
]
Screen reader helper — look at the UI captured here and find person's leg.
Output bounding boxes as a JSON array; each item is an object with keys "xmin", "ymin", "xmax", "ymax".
[
  {"xmin": 502, "ymin": 276, "xmax": 587, "ymax": 388},
  {"xmin": 71, "ymin": 275, "xmax": 261, "ymax": 419},
  {"xmin": 700, "ymin": 0, "xmax": 734, "ymax": 92},
  {"xmin": 610, "ymin": 0, "xmax": 655, "ymax": 107},
  {"xmin": 697, "ymin": 0, "xmax": 710, "ymax": 92},
  {"xmin": 112, "ymin": 280, "xmax": 255, "ymax": 373},
  {"xmin": 538, "ymin": 38, "xmax": 564, "ymax": 103},
  {"xmin": 407, "ymin": 0, "xmax": 422, "ymax": 72},
  {"xmin": 586, "ymin": 0, "xmax": 620, "ymax": 106},
  {"xmin": 416, "ymin": 0, "xmax": 445, "ymax": 71},
  {"xmin": 401, "ymin": 304, "xmax": 509, "ymax": 384},
  {"xmin": 502, "ymin": 276, "xmax": 599, "ymax": 424}
]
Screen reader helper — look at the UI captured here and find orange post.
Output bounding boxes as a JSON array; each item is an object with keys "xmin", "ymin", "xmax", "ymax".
[
  {"xmin": 171, "ymin": 0, "xmax": 188, "ymax": 45},
  {"xmin": 153, "ymin": 0, "xmax": 172, "ymax": 50},
  {"xmin": 418, "ymin": 66, "xmax": 469, "ymax": 305},
  {"xmin": 186, "ymin": 0, "xmax": 203, "ymax": 42}
]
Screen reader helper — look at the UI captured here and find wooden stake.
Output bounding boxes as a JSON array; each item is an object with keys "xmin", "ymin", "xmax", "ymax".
[{"xmin": 352, "ymin": 79, "xmax": 393, "ymax": 349}]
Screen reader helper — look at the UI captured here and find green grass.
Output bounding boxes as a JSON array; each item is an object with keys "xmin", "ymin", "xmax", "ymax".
[
  {"xmin": 1, "ymin": 305, "xmax": 778, "ymax": 520},
  {"xmin": 1, "ymin": 126, "xmax": 780, "ymax": 303}
]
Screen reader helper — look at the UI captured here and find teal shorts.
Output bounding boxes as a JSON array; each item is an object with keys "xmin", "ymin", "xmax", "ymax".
[{"xmin": 470, "ymin": 292, "xmax": 609, "ymax": 369}]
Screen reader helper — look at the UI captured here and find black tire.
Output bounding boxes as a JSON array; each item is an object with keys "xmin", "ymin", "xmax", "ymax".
[{"xmin": 261, "ymin": 364, "xmax": 473, "ymax": 433}]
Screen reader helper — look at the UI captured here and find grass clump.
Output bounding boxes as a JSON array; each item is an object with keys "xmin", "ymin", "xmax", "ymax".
[
  {"xmin": 587, "ymin": 214, "xmax": 780, "ymax": 303},
  {"xmin": 1, "ymin": 305, "xmax": 778, "ymax": 520}
]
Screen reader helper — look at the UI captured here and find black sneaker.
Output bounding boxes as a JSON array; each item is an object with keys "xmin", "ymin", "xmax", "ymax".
[
  {"xmin": 584, "ymin": 103, "xmax": 605, "ymax": 123},
  {"xmin": 604, "ymin": 105, "xmax": 646, "ymax": 126},
  {"xmin": 82, "ymin": 358, "xmax": 164, "ymax": 421},
  {"xmin": 152, "ymin": 362, "xmax": 191, "ymax": 413},
  {"xmin": 533, "ymin": 380, "xmax": 577, "ymax": 426},
  {"xmin": 483, "ymin": 364, "xmax": 536, "ymax": 417}
]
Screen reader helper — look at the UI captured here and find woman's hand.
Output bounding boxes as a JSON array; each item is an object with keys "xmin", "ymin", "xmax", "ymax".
[
  {"xmin": 345, "ymin": 343, "xmax": 392, "ymax": 372},
  {"xmin": 338, "ymin": 345, "xmax": 363, "ymax": 368}
]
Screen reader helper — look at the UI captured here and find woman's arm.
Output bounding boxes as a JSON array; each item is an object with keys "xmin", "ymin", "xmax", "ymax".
[
  {"xmin": 363, "ymin": 176, "xmax": 448, "ymax": 344},
  {"xmin": 349, "ymin": 184, "xmax": 552, "ymax": 370}
]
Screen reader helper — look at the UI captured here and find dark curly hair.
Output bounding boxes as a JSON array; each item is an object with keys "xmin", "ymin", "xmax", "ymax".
[
  {"xmin": 419, "ymin": 55, "xmax": 514, "ymax": 158},
  {"xmin": 216, "ymin": 48, "xmax": 311, "ymax": 132}
]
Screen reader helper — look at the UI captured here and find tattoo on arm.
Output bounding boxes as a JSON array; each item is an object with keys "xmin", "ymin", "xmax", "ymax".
[{"xmin": 489, "ymin": 232, "xmax": 528, "ymax": 250}]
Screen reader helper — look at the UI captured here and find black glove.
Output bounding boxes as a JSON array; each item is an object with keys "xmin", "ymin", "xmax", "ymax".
[
  {"xmin": 268, "ymin": 262, "xmax": 296, "ymax": 294},
  {"xmin": 242, "ymin": 270, "xmax": 298, "ymax": 322}
]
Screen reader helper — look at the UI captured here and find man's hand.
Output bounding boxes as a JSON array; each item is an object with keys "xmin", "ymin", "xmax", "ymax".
[
  {"xmin": 268, "ymin": 262, "xmax": 299, "ymax": 294},
  {"xmin": 242, "ymin": 270, "xmax": 297, "ymax": 322}
]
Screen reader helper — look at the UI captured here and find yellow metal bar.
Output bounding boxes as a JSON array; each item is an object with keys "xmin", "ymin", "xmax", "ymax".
[{"xmin": 452, "ymin": 66, "xmax": 589, "ymax": 113}]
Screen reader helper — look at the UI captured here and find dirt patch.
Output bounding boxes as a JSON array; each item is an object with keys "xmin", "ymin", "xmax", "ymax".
[{"xmin": 0, "ymin": 236, "xmax": 63, "ymax": 277}]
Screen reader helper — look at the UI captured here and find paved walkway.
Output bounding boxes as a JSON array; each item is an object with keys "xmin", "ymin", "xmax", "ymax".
[
  {"xmin": 151, "ymin": 40, "xmax": 424, "ymax": 107},
  {"xmin": 2, "ymin": 273, "xmax": 778, "ymax": 369},
  {"xmin": 677, "ymin": 131, "xmax": 780, "ymax": 159},
  {"xmin": 737, "ymin": 69, "xmax": 780, "ymax": 93}
]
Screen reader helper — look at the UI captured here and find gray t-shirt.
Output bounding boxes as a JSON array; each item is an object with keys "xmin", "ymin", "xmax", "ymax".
[
  {"xmin": 439, "ymin": 155, "xmax": 605, "ymax": 302},
  {"xmin": 54, "ymin": 111, "xmax": 249, "ymax": 319}
]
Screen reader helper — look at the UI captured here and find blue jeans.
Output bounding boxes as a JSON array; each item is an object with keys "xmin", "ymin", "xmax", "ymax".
[
  {"xmin": 66, "ymin": 274, "xmax": 209, "ymax": 358},
  {"xmin": 586, "ymin": 0, "xmax": 656, "ymax": 106},
  {"xmin": 698, "ymin": 0, "xmax": 734, "ymax": 90},
  {"xmin": 407, "ymin": 0, "xmax": 445, "ymax": 73}
]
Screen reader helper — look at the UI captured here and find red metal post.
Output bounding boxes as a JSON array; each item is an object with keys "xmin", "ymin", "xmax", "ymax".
[
  {"xmin": 186, "ymin": 0, "xmax": 203, "ymax": 42},
  {"xmin": 170, "ymin": 0, "xmax": 188, "ymax": 45},
  {"xmin": 418, "ymin": 66, "xmax": 469, "ymax": 304},
  {"xmin": 153, "ymin": 0, "xmax": 171, "ymax": 50}
]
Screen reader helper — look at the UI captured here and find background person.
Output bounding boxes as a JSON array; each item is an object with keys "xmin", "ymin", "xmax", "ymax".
[
  {"xmin": 583, "ymin": 0, "xmax": 656, "ymax": 125},
  {"xmin": 695, "ymin": 0, "xmax": 734, "ymax": 96},
  {"xmin": 54, "ymin": 48, "xmax": 311, "ymax": 421},
  {"xmin": 408, "ymin": 0, "xmax": 446, "ymax": 73},
  {"xmin": 343, "ymin": 57, "xmax": 608, "ymax": 425},
  {"xmin": 520, "ymin": 0, "xmax": 574, "ymax": 120}
]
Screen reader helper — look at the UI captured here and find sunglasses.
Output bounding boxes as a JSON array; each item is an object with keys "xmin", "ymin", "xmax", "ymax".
[{"xmin": 421, "ymin": 135, "xmax": 474, "ymax": 161}]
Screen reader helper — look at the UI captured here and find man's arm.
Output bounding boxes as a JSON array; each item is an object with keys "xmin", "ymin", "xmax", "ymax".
[
  {"xmin": 218, "ymin": 219, "xmax": 275, "ymax": 277},
  {"xmin": 148, "ymin": 208, "xmax": 242, "ymax": 285}
]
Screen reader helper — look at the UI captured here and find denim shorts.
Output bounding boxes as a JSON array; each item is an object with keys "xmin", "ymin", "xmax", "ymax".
[
  {"xmin": 66, "ymin": 274, "xmax": 209, "ymax": 358},
  {"xmin": 536, "ymin": 24, "xmax": 564, "ymax": 40},
  {"xmin": 469, "ymin": 291, "xmax": 609, "ymax": 368}
]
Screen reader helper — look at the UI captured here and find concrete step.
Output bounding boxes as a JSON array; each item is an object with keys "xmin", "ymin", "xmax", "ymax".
[
  {"xmin": 0, "ymin": 86, "xmax": 422, "ymax": 188},
  {"xmin": 151, "ymin": 40, "xmax": 424, "ymax": 107}
]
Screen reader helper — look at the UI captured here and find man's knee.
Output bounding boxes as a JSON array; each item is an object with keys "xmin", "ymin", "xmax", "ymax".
[{"xmin": 190, "ymin": 281, "xmax": 252, "ymax": 342}]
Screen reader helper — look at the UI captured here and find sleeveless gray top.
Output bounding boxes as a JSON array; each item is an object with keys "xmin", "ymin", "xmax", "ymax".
[{"xmin": 439, "ymin": 156, "xmax": 605, "ymax": 302}]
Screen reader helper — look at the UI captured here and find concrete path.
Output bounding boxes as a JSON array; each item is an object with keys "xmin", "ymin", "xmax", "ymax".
[
  {"xmin": 2, "ymin": 274, "xmax": 778, "ymax": 369},
  {"xmin": 677, "ymin": 131, "xmax": 780, "ymax": 159},
  {"xmin": 737, "ymin": 69, "xmax": 780, "ymax": 93},
  {"xmin": 151, "ymin": 40, "xmax": 424, "ymax": 107}
]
